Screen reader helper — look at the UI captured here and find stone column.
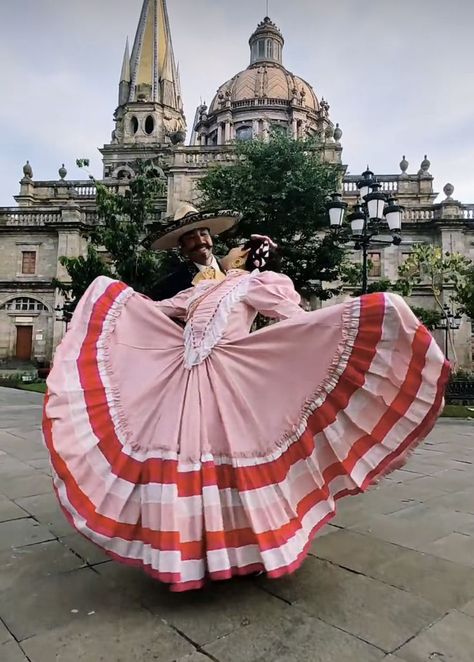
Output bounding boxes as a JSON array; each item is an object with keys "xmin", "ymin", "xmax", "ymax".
[
  {"xmin": 292, "ymin": 118, "xmax": 298, "ymax": 139},
  {"xmin": 252, "ymin": 120, "xmax": 259, "ymax": 138},
  {"xmin": 217, "ymin": 123, "xmax": 224, "ymax": 145}
]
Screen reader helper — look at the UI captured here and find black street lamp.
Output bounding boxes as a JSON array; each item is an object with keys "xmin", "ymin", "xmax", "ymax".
[
  {"xmin": 328, "ymin": 169, "xmax": 404, "ymax": 294},
  {"xmin": 435, "ymin": 304, "xmax": 462, "ymax": 360}
]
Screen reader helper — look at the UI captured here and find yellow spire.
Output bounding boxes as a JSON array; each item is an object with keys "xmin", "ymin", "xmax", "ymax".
[{"xmin": 128, "ymin": 0, "xmax": 182, "ymax": 110}]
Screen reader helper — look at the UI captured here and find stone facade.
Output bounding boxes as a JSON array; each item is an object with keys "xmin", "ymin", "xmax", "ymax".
[{"xmin": 0, "ymin": 2, "xmax": 473, "ymax": 368}]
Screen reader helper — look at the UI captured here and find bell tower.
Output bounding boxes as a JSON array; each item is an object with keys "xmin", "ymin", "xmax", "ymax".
[{"xmin": 101, "ymin": 0, "xmax": 186, "ymax": 179}]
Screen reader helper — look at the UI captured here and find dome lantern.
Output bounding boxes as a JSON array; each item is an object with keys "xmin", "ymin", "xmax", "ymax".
[{"xmin": 249, "ymin": 16, "xmax": 284, "ymax": 66}]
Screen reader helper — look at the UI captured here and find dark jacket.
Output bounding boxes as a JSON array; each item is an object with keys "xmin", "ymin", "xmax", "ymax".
[{"xmin": 150, "ymin": 258, "xmax": 224, "ymax": 301}]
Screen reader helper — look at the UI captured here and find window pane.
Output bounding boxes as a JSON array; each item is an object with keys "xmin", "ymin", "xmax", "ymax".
[
  {"xmin": 236, "ymin": 126, "xmax": 253, "ymax": 141},
  {"xmin": 21, "ymin": 251, "xmax": 36, "ymax": 275}
]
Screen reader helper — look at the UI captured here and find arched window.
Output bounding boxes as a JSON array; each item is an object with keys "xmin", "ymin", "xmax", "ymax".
[
  {"xmin": 144, "ymin": 115, "xmax": 155, "ymax": 135},
  {"xmin": 130, "ymin": 116, "xmax": 139, "ymax": 134},
  {"xmin": 266, "ymin": 39, "xmax": 273, "ymax": 59},
  {"xmin": 1, "ymin": 298, "xmax": 48, "ymax": 313},
  {"xmin": 236, "ymin": 126, "xmax": 253, "ymax": 141}
]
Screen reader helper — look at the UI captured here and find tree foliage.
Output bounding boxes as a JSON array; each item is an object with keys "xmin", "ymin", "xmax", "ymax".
[
  {"xmin": 55, "ymin": 160, "xmax": 173, "ymax": 316},
  {"xmin": 197, "ymin": 133, "xmax": 347, "ymax": 299},
  {"xmin": 453, "ymin": 266, "xmax": 474, "ymax": 320},
  {"xmin": 339, "ymin": 253, "xmax": 444, "ymax": 330},
  {"xmin": 396, "ymin": 244, "xmax": 471, "ymax": 306}
]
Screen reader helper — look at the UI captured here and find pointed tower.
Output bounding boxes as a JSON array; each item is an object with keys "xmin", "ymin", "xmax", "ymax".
[{"xmin": 102, "ymin": 0, "xmax": 186, "ymax": 179}]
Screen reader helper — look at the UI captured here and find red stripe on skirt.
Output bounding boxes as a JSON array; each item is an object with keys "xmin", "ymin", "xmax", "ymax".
[{"xmin": 43, "ymin": 296, "xmax": 445, "ymax": 562}]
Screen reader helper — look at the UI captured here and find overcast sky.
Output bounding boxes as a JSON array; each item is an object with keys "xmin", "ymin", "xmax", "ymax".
[{"xmin": 0, "ymin": 0, "xmax": 473, "ymax": 205}]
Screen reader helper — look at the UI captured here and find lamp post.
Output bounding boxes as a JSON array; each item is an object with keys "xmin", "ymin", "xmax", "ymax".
[
  {"xmin": 327, "ymin": 168, "xmax": 404, "ymax": 294},
  {"xmin": 435, "ymin": 304, "xmax": 462, "ymax": 360}
]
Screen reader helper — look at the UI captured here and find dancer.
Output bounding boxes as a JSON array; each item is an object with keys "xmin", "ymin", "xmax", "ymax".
[{"xmin": 43, "ymin": 235, "xmax": 449, "ymax": 592}]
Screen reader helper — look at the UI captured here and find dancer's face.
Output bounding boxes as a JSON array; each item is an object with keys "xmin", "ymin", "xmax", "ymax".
[{"xmin": 179, "ymin": 228, "xmax": 213, "ymax": 265}]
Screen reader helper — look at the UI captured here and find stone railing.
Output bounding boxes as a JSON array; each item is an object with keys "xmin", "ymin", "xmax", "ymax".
[
  {"xmin": 463, "ymin": 205, "xmax": 474, "ymax": 220},
  {"xmin": 402, "ymin": 207, "xmax": 436, "ymax": 222},
  {"xmin": 0, "ymin": 208, "xmax": 62, "ymax": 226},
  {"xmin": 178, "ymin": 147, "xmax": 238, "ymax": 166},
  {"xmin": 231, "ymin": 97, "xmax": 294, "ymax": 109},
  {"xmin": 343, "ymin": 176, "xmax": 400, "ymax": 194}
]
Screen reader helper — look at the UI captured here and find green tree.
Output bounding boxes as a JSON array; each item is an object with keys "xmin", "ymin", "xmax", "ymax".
[
  {"xmin": 55, "ymin": 160, "xmax": 173, "ymax": 314},
  {"xmin": 197, "ymin": 133, "xmax": 347, "ymax": 299},
  {"xmin": 339, "ymin": 254, "xmax": 444, "ymax": 330},
  {"xmin": 53, "ymin": 245, "xmax": 112, "ymax": 323},
  {"xmin": 453, "ymin": 266, "xmax": 474, "ymax": 320},
  {"xmin": 396, "ymin": 244, "xmax": 471, "ymax": 309}
]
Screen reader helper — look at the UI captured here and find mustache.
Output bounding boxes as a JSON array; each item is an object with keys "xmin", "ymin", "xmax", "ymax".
[{"xmin": 192, "ymin": 243, "xmax": 212, "ymax": 250}]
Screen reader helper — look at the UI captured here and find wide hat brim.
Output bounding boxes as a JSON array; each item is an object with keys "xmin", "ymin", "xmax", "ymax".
[{"xmin": 146, "ymin": 211, "xmax": 241, "ymax": 251}]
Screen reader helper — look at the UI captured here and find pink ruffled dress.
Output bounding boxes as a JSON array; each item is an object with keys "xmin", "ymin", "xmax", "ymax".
[{"xmin": 43, "ymin": 269, "xmax": 449, "ymax": 591}]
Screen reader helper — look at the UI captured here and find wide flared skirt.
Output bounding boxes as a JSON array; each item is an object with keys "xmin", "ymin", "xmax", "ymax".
[{"xmin": 43, "ymin": 278, "xmax": 449, "ymax": 591}]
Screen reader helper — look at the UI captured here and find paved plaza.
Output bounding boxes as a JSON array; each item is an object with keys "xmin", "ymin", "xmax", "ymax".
[{"xmin": 0, "ymin": 386, "xmax": 474, "ymax": 661}]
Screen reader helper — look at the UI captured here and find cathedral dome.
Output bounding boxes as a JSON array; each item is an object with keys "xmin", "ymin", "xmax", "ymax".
[
  {"xmin": 191, "ymin": 16, "xmax": 337, "ymax": 153},
  {"xmin": 209, "ymin": 66, "xmax": 319, "ymax": 114},
  {"xmin": 209, "ymin": 17, "xmax": 319, "ymax": 115}
]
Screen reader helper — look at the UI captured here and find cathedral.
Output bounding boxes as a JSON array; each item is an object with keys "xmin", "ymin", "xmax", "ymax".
[{"xmin": 0, "ymin": 0, "xmax": 473, "ymax": 368}]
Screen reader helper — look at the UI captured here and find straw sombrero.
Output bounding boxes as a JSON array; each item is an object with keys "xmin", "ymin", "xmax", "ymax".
[{"xmin": 146, "ymin": 203, "xmax": 241, "ymax": 251}]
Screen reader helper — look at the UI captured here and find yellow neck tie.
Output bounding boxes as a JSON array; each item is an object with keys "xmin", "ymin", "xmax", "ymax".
[{"xmin": 192, "ymin": 266, "xmax": 226, "ymax": 286}]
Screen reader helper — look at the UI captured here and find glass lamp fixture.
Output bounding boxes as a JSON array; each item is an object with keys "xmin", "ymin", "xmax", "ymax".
[
  {"xmin": 357, "ymin": 168, "xmax": 376, "ymax": 200},
  {"xmin": 327, "ymin": 193, "xmax": 347, "ymax": 227},
  {"xmin": 365, "ymin": 182, "xmax": 387, "ymax": 220},
  {"xmin": 385, "ymin": 197, "xmax": 403, "ymax": 232},
  {"xmin": 348, "ymin": 204, "xmax": 365, "ymax": 235}
]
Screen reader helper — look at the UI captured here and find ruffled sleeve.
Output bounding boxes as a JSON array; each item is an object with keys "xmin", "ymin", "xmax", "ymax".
[{"xmin": 245, "ymin": 271, "xmax": 303, "ymax": 320}]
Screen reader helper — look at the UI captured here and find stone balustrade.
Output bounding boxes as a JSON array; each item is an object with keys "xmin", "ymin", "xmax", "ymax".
[
  {"xmin": 463, "ymin": 205, "xmax": 474, "ymax": 220},
  {"xmin": 0, "ymin": 208, "xmax": 62, "ymax": 226}
]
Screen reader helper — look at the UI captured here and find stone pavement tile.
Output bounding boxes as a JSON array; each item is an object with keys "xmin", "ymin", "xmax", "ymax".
[
  {"xmin": 417, "ymin": 468, "xmax": 474, "ymax": 492},
  {"xmin": 374, "ymin": 476, "xmax": 449, "ymax": 502},
  {"xmin": 459, "ymin": 598, "xmax": 474, "ymax": 616},
  {"xmin": 0, "ymin": 517, "xmax": 55, "ymax": 552},
  {"xmin": 204, "ymin": 609, "xmax": 385, "ymax": 662},
  {"xmin": 0, "ymin": 567, "xmax": 153, "ymax": 642},
  {"xmin": 312, "ymin": 527, "xmax": 474, "ymax": 610},
  {"xmin": 418, "ymin": 533, "xmax": 474, "ymax": 567},
  {"xmin": 0, "ymin": 496, "xmax": 28, "ymax": 523},
  {"xmin": 347, "ymin": 506, "xmax": 474, "ymax": 550},
  {"xmin": 0, "ymin": 472, "xmax": 53, "ymax": 499},
  {"xmin": 373, "ymin": 549, "xmax": 474, "ymax": 611},
  {"xmin": 426, "ymin": 487, "xmax": 474, "ymax": 513},
  {"xmin": 390, "ymin": 503, "xmax": 474, "ymax": 531},
  {"xmin": 382, "ymin": 477, "xmax": 454, "ymax": 502},
  {"xmin": 0, "ymin": 540, "xmax": 85, "ymax": 592},
  {"xmin": 384, "ymin": 468, "xmax": 426, "ymax": 483},
  {"xmin": 397, "ymin": 610, "xmax": 474, "ymax": 662},
  {"xmin": 310, "ymin": 529, "xmax": 410, "ymax": 573},
  {"xmin": 176, "ymin": 654, "xmax": 212, "ymax": 662},
  {"xmin": 97, "ymin": 561, "xmax": 293, "ymax": 647},
  {"xmin": 0, "ymin": 618, "xmax": 13, "ymax": 644},
  {"xmin": 25, "ymin": 458, "xmax": 52, "ymax": 476},
  {"xmin": 258, "ymin": 557, "xmax": 441, "ymax": 652},
  {"xmin": 20, "ymin": 610, "xmax": 194, "ymax": 662},
  {"xmin": 15, "ymin": 493, "xmax": 71, "ymax": 537},
  {"xmin": 0, "ymin": 431, "xmax": 47, "ymax": 462},
  {"xmin": 0, "ymin": 641, "xmax": 29, "ymax": 662},
  {"xmin": 60, "ymin": 532, "xmax": 110, "ymax": 565},
  {"xmin": 0, "ymin": 457, "xmax": 34, "ymax": 478}
]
